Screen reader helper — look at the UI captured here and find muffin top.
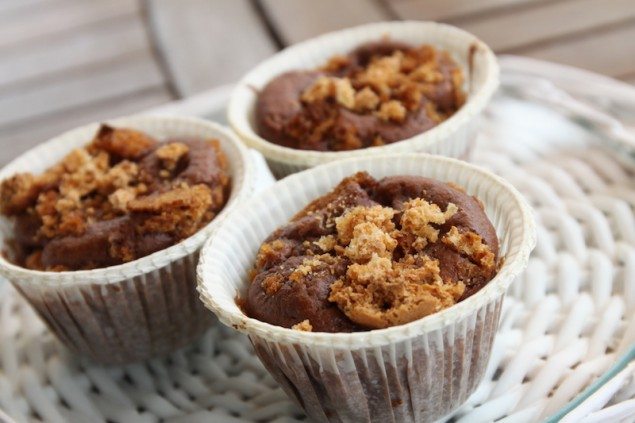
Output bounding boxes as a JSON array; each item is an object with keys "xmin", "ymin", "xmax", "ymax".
[
  {"xmin": 0, "ymin": 125, "xmax": 230, "ymax": 271},
  {"xmin": 245, "ymin": 172, "xmax": 498, "ymax": 332},
  {"xmin": 255, "ymin": 40, "xmax": 465, "ymax": 152}
]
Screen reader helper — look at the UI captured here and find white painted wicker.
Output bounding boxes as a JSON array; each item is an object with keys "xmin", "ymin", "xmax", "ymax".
[{"xmin": 0, "ymin": 58, "xmax": 633, "ymax": 422}]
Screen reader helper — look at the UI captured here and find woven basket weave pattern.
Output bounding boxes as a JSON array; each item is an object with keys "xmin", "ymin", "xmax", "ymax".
[{"xmin": 0, "ymin": 72, "xmax": 633, "ymax": 421}]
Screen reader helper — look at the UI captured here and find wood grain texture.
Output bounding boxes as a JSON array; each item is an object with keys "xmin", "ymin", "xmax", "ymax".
[
  {"xmin": 455, "ymin": 0, "xmax": 635, "ymax": 52},
  {"xmin": 0, "ymin": 0, "xmax": 139, "ymax": 48},
  {"xmin": 0, "ymin": 16, "xmax": 149, "ymax": 88},
  {"xmin": 146, "ymin": 0, "xmax": 278, "ymax": 96},
  {"xmin": 386, "ymin": 0, "xmax": 545, "ymax": 22},
  {"xmin": 0, "ymin": 50, "xmax": 164, "ymax": 127},
  {"xmin": 0, "ymin": 87, "xmax": 171, "ymax": 164},
  {"xmin": 261, "ymin": 0, "xmax": 390, "ymax": 45},
  {"xmin": 521, "ymin": 22, "xmax": 635, "ymax": 78}
]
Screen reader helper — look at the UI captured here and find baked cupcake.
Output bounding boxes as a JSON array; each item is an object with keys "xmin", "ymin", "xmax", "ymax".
[
  {"xmin": 229, "ymin": 22, "xmax": 498, "ymax": 177},
  {"xmin": 198, "ymin": 154, "xmax": 535, "ymax": 422},
  {"xmin": 0, "ymin": 116, "xmax": 251, "ymax": 364},
  {"xmin": 246, "ymin": 171, "xmax": 498, "ymax": 333}
]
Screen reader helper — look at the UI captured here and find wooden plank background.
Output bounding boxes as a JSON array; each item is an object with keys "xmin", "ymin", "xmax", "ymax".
[{"xmin": 0, "ymin": 0, "xmax": 633, "ymax": 163}]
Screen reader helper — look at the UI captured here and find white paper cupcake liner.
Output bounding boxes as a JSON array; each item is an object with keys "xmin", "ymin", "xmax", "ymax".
[
  {"xmin": 197, "ymin": 154, "xmax": 535, "ymax": 422},
  {"xmin": 0, "ymin": 116, "xmax": 252, "ymax": 364},
  {"xmin": 228, "ymin": 21, "xmax": 499, "ymax": 177}
]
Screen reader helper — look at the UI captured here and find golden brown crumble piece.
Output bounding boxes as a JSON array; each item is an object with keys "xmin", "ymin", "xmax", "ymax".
[
  {"xmin": 301, "ymin": 76, "xmax": 356, "ymax": 109},
  {"xmin": 108, "ymin": 187, "xmax": 138, "ymax": 211},
  {"xmin": 321, "ymin": 55, "xmax": 350, "ymax": 72},
  {"xmin": 343, "ymin": 221, "xmax": 397, "ymax": 262},
  {"xmin": 261, "ymin": 273, "xmax": 285, "ymax": 295},
  {"xmin": 155, "ymin": 142, "xmax": 189, "ymax": 171},
  {"xmin": 91, "ymin": 124, "xmax": 156, "ymax": 159},
  {"xmin": 255, "ymin": 239, "xmax": 292, "ymax": 272},
  {"xmin": 292, "ymin": 319, "xmax": 313, "ymax": 332},
  {"xmin": 329, "ymin": 253, "xmax": 464, "ymax": 329},
  {"xmin": 442, "ymin": 226, "xmax": 495, "ymax": 269},
  {"xmin": 58, "ymin": 149, "xmax": 110, "ymax": 201},
  {"xmin": 314, "ymin": 235, "xmax": 337, "ymax": 252},
  {"xmin": 376, "ymin": 100, "xmax": 407, "ymax": 122},
  {"xmin": 400, "ymin": 199, "xmax": 458, "ymax": 249},
  {"xmin": 354, "ymin": 87, "xmax": 380, "ymax": 111},
  {"xmin": 288, "ymin": 255, "xmax": 331, "ymax": 283},
  {"xmin": 128, "ymin": 184, "xmax": 213, "ymax": 238},
  {"xmin": 0, "ymin": 173, "xmax": 42, "ymax": 215},
  {"xmin": 101, "ymin": 161, "xmax": 139, "ymax": 193},
  {"xmin": 335, "ymin": 205, "xmax": 395, "ymax": 244}
]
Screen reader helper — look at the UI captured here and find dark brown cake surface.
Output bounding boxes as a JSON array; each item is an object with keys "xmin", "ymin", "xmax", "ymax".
[
  {"xmin": 0, "ymin": 125, "xmax": 231, "ymax": 271},
  {"xmin": 246, "ymin": 172, "xmax": 499, "ymax": 332},
  {"xmin": 255, "ymin": 40, "xmax": 465, "ymax": 151}
]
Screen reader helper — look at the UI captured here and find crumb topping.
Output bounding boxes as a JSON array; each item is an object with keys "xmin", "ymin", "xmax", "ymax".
[
  {"xmin": 400, "ymin": 199, "xmax": 458, "ymax": 249},
  {"xmin": 91, "ymin": 124, "xmax": 155, "ymax": 159},
  {"xmin": 274, "ymin": 198, "xmax": 490, "ymax": 329},
  {"xmin": 155, "ymin": 142, "xmax": 189, "ymax": 172},
  {"xmin": 248, "ymin": 173, "xmax": 499, "ymax": 332},
  {"xmin": 329, "ymin": 253, "xmax": 464, "ymax": 329},
  {"xmin": 300, "ymin": 46, "xmax": 463, "ymax": 124},
  {"xmin": 314, "ymin": 235, "xmax": 337, "ymax": 252},
  {"xmin": 443, "ymin": 226, "xmax": 496, "ymax": 269},
  {"xmin": 0, "ymin": 124, "xmax": 230, "ymax": 271},
  {"xmin": 261, "ymin": 273, "xmax": 284, "ymax": 295},
  {"xmin": 128, "ymin": 184, "xmax": 213, "ymax": 238},
  {"xmin": 292, "ymin": 319, "xmax": 313, "ymax": 332}
]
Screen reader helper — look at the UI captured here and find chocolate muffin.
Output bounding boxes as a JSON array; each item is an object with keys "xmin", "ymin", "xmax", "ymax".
[
  {"xmin": 255, "ymin": 41, "xmax": 465, "ymax": 151},
  {"xmin": 246, "ymin": 172, "xmax": 498, "ymax": 332},
  {"xmin": 0, "ymin": 124, "xmax": 230, "ymax": 271}
]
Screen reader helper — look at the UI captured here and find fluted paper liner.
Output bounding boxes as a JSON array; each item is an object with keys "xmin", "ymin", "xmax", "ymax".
[
  {"xmin": 197, "ymin": 154, "xmax": 535, "ymax": 422},
  {"xmin": 0, "ymin": 116, "xmax": 252, "ymax": 364},
  {"xmin": 228, "ymin": 21, "xmax": 499, "ymax": 177}
]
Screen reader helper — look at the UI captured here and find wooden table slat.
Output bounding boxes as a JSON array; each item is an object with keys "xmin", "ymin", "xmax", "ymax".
[
  {"xmin": 262, "ymin": 0, "xmax": 390, "ymax": 45},
  {"xmin": 0, "ymin": 16, "xmax": 150, "ymax": 89},
  {"xmin": 0, "ymin": 50, "xmax": 165, "ymax": 128},
  {"xmin": 455, "ymin": 0, "xmax": 635, "ymax": 52},
  {"xmin": 386, "ymin": 0, "xmax": 546, "ymax": 22},
  {"xmin": 521, "ymin": 22, "xmax": 635, "ymax": 79},
  {"xmin": 0, "ymin": 0, "xmax": 139, "ymax": 49},
  {"xmin": 147, "ymin": 0, "xmax": 278, "ymax": 96},
  {"xmin": 0, "ymin": 87, "xmax": 172, "ymax": 164}
]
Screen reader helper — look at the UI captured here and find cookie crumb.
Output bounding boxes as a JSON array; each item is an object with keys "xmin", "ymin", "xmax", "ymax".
[
  {"xmin": 292, "ymin": 319, "xmax": 313, "ymax": 332},
  {"xmin": 261, "ymin": 273, "xmax": 284, "ymax": 295},
  {"xmin": 401, "ymin": 199, "xmax": 457, "ymax": 249},
  {"xmin": 376, "ymin": 100, "xmax": 407, "ymax": 122},
  {"xmin": 155, "ymin": 142, "xmax": 189, "ymax": 171},
  {"xmin": 442, "ymin": 226, "xmax": 495, "ymax": 269}
]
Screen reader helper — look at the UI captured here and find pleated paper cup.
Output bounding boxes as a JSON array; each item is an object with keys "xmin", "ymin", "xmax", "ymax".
[
  {"xmin": 0, "ymin": 116, "xmax": 252, "ymax": 364},
  {"xmin": 228, "ymin": 21, "xmax": 499, "ymax": 178},
  {"xmin": 197, "ymin": 154, "xmax": 535, "ymax": 422}
]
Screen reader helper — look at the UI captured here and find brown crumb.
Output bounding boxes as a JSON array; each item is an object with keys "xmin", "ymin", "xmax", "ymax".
[
  {"xmin": 376, "ymin": 100, "xmax": 407, "ymax": 122},
  {"xmin": 0, "ymin": 174, "xmax": 42, "ymax": 215},
  {"xmin": 91, "ymin": 124, "xmax": 156, "ymax": 159},
  {"xmin": 261, "ymin": 273, "xmax": 285, "ymax": 295},
  {"xmin": 301, "ymin": 76, "xmax": 356, "ymax": 109},
  {"xmin": 335, "ymin": 205, "xmax": 395, "ymax": 244},
  {"xmin": 155, "ymin": 142, "xmax": 189, "ymax": 171},
  {"xmin": 292, "ymin": 319, "xmax": 313, "ymax": 332},
  {"xmin": 329, "ymin": 253, "xmax": 464, "ymax": 329},
  {"xmin": 400, "ymin": 199, "xmax": 457, "ymax": 249},
  {"xmin": 289, "ymin": 256, "xmax": 326, "ymax": 283},
  {"xmin": 353, "ymin": 87, "xmax": 380, "ymax": 111},
  {"xmin": 442, "ymin": 226, "xmax": 495, "ymax": 269},
  {"xmin": 314, "ymin": 235, "xmax": 337, "ymax": 252},
  {"xmin": 128, "ymin": 184, "xmax": 213, "ymax": 238}
]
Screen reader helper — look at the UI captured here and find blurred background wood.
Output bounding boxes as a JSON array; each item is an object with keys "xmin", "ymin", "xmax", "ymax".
[{"xmin": 0, "ymin": 0, "xmax": 633, "ymax": 163}]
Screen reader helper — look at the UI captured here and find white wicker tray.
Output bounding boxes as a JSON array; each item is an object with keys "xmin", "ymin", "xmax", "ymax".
[{"xmin": 0, "ymin": 56, "xmax": 634, "ymax": 423}]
